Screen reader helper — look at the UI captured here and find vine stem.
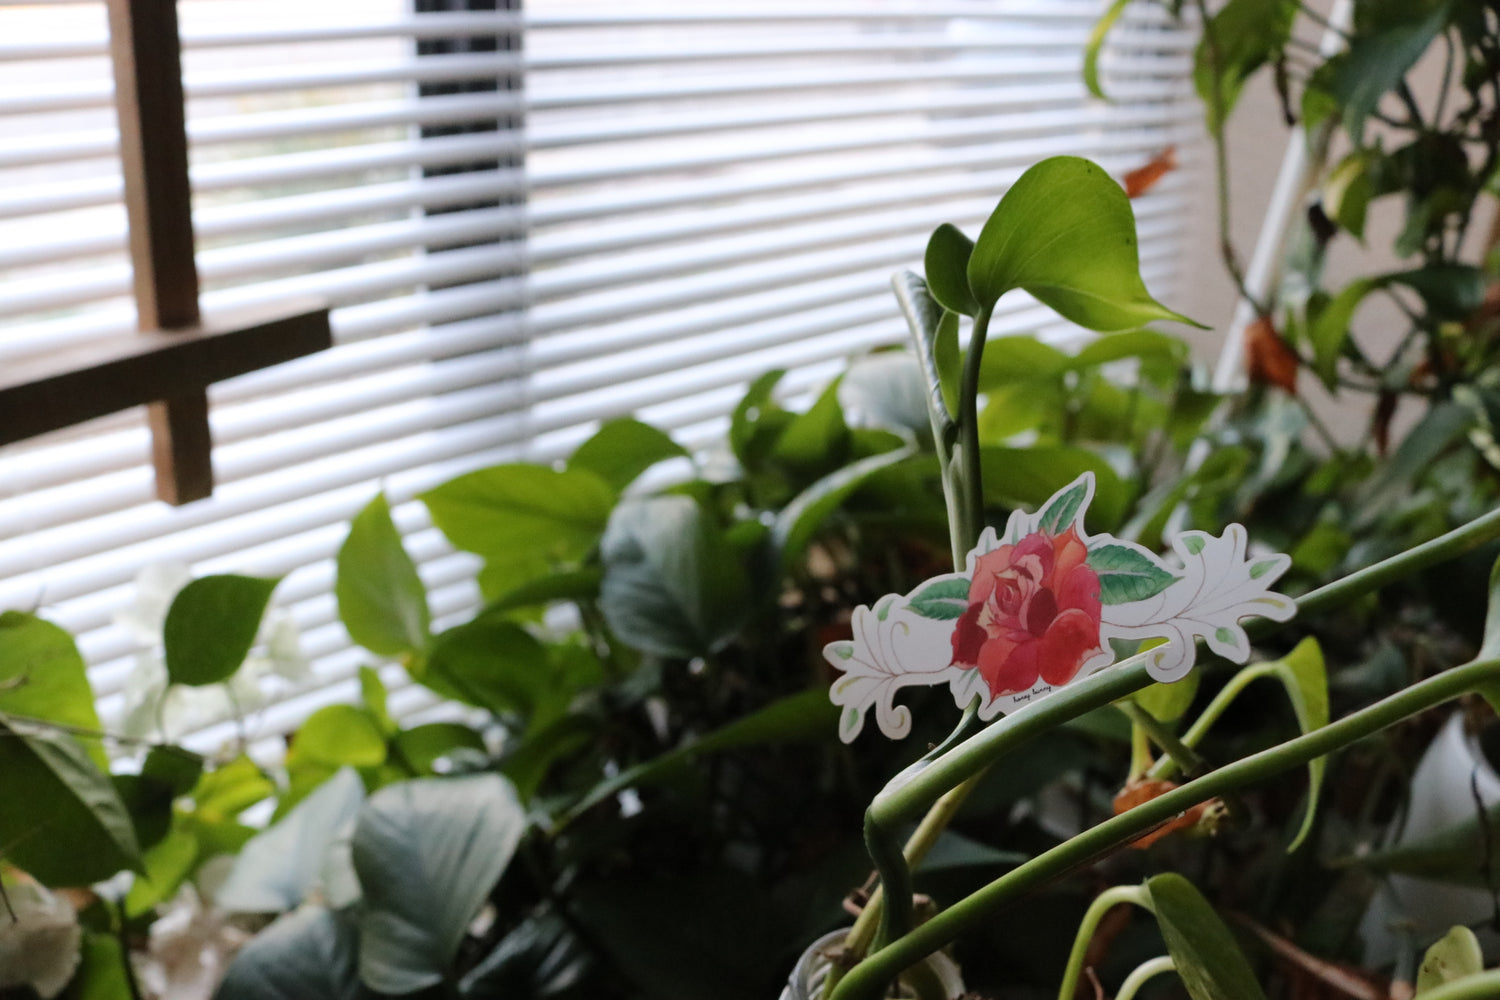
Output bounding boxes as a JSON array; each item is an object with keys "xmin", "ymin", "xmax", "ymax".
[
  {"xmin": 1115, "ymin": 957, "xmax": 1178, "ymax": 1000},
  {"xmin": 1055, "ymin": 884, "xmax": 1154, "ymax": 1000},
  {"xmin": 828, "ymin": 499, "xmax": 1500, "ymax": 1000},
  {"xmin": 831, "ymin": 654, "xmax": 1500, "ymax": 1000},
  {"xmin": 1403, "ymin": 970, "xmax": 1500, "ymax": 1000}
]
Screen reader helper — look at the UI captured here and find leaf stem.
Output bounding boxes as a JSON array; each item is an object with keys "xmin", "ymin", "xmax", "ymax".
[
  {"xmin": 1115, "ymin": 956, "xmax": 1178, "ymax": 1000},
  {"xmin": 1119, "ymin": 701, "xmax": 1206, "ymax": 779},
  {"xmin": 1056, "ymin": 884, "xmax": 1154, "ymax": 1000},
  {"xmin": 830, "ymin": 655, "xmax": 1500, "ymax": 1000},
  {"xmin": 956, "ymin": 305, "xmax": 993, "ymax": 554},
  {"xmin": 1148, "ymin": 662, "xmax": 1271, "ymax": 781}
]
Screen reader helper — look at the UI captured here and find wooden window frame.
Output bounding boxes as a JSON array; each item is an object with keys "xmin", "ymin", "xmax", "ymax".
[{"xmin": 0, "ymin": 0, "xmax": 331, "ymax": 506}]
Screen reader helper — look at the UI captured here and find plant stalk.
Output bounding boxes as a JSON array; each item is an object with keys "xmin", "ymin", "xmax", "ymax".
[{"xmin": 1055, "ymin": 884, "xmax": 1154, "ymax": 1000}]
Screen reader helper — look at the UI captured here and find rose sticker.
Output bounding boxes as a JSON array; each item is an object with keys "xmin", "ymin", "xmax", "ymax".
[{"xmin": 825, "ymin": 473, "xmax": 1294, "ymax": 742}]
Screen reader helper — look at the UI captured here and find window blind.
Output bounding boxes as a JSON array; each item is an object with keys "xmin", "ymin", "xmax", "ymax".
[{"xmin": 0, "ymin": 0, "xmax": 1202, "ymax": 753}]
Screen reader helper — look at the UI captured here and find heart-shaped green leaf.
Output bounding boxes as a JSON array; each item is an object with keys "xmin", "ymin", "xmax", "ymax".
[
  {"xmin": 0, "ymin": 612, "xmax": 108, "ymax": 769},
  {"xmin": 163, "ymin": 574, "xmax": 281, "ymax": 687},
  {"xmin": 924, "ymin": 223, "xmax": 979, "ymax": 317},
  {"xmin": 569, "ymin": 417, "xmax": 687, "ymax": 494},
  {"xmin": 354, "ymin": 774, "xmax": 527, "ymax": 995},
  {"xmin": 336, "ymin": 493, "xmax": 430, "ymax": 661},
  {"xmin": 966, "ymin": 157, "xmax": 1201, "ymax": 331}
]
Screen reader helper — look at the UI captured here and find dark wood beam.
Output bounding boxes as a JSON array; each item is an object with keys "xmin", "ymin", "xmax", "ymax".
[{"xmin": 0, "ymin": 307, "xmax": 332, "ymax": 448}]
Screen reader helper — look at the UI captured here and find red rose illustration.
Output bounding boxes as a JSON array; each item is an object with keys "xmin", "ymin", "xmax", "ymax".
[{"xmin": 949, "ymin": 526, "xmax": 1104, "ymax": 697}]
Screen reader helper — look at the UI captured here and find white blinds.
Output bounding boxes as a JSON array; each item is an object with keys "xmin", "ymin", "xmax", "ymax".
[{"xmin": 0, "ymin": 0, "xmax": 1201, "ymax": 751}]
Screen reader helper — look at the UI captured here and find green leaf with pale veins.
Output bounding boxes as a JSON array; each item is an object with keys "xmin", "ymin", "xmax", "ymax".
[
  {"xmin": 966, "ymin": 157, "xmax": 1202, "ymax": 331},
  {"xmin": 907, "ymin": 577, "xmax": 972, "ymax": 621},
  {"xmin": 1089, "ymin": 543, "xmax": 1179, "ymax": 604}
]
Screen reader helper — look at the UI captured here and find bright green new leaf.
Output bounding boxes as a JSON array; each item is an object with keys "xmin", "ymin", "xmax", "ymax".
[
  {"xmin": 295, "ymin": 705, "xmax": 388, "ymax": 768},
  {"xmin": 568, "ymin": 417, "xmax": 688, "ymax": 493},
  {"xmin": 1147, "ymin": 873, "xmax": 1268, "ymax": 1000},
  {"xmin": 924, "ymin": 223, "xmax": 979, "ymax": 317},
  {"xmin": 599, "ymin": 496, "xmax": 750, "ymax": 659},
  {"xmin": 773, "ymin": 445, "xmax": 916, "ymax": 564},
  {"xmin": 215, "ymin": 906, "xmax": 366, "ymax": 1000},
  {"xmin": 1417, "ymin": 927, "xmax": 1484, "ymax": 996},
  {"xmin": 359, "ymin": 666, "xmax": 397, "ymax": 736},
  {"xmin": 193, "ymin": 755, "xmax": 275, "ymax": 821},
  {"xmin": 976, "ymin": 334, "xmax": 1071, "ymax": 392},
  {"xmin": 1274, "ymin": 638, "xmax": 1331, "ymax": 852},
  {"xmin": 1069, "ymin": 329, "xmax": 1189, "ymax": 375},
  {"xmin": 65, "ymin": 934, "xmax": 134, "ymax": 1000},
  {"xmin": 392, "ymin": 723, "xmax": 487, "ymax": 777},
  {"xmin": 421, "ymin": 464, "xmax": 616, "ymax": 568},
  {"xmin": 1083, "ymin": 0, "xmax": 1134, "ymax": 99},
  {"xmin": 124, "ymin": 825, "xmax": 198, "ymax": 917},
  {"xmin": 1323, "ymin": 151, "xmax": 1374, "ymax": 241},
  {"xmin": 0, "ymin": 720, "xmax": 141, "ymax": 886},
  {"xmin": 163, "ymin": 574, "xmax": 280, "ymax": 687},
  {"xmin": 967, "ymin": 157, "xmax": 1199, "ymax": 331},
  {"xmin": 216, "ymin": 767, "xmax": 365, "ymax": 913},
  {"xmin": 354, "ymin": 774, "xmax": 527, "ymax": 995},
  {"xmin": 0, "ymin": 611, "xmax": 108, "ymax": 769},
  {"xmin": 336, "ymin": 493, "xmax": 430, "ymax": 660},
  {"xmin": 1134, "ymin": 670, "xmax": 1201, "ymax": 725}
]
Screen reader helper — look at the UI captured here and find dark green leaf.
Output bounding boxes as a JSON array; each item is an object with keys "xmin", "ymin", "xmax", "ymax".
[
  {"xmin": 421, "ymin": 615, "xmax": 556, "ymax": 718},
  {"xmin": 215, "ymin": 906, "xmax": 368, "ymax": 1000},
  {"xmin": 142, "ymin": 745, "xmax": 204, "ymax": 796},
  {"xmin": 1328, "ymin": 4, "xmax": 1449, "ymax": 140},
  {"xmin": 1309, "ymin": 278, "xmax": 1375, "ymax": 389},
  {"xmin": 1090, "ymin": 543, "xmax": 1179, "ymax": 604},
  {"xmin": 599, "ymin": 496, "xmax": 749, "ymax": 659},
  {"xmin": 983, "ymin": 447, "xmax": 1130, "ymax": 532},
  {"xmin": 730, "ymin": 369, "xmax": 790, "ymax": 471},
  {"xmin": 163, "ymin": 574, "xmax": 280, "ymax": 687},
  {"xmin": 421, "ymin": 464, "xmax": 615, "ymax": 568},
  {"xmin": 294, "ymin": 706, "xmax": 387, "ymax": 768},
  {"xmin": 484, "ymin": 567, "xmax": 604, "ymax": 616},
  {"xmin": 459, "ymin": 909, "xmax": 593, "ymax": 999},
  {"xmin": 564, "ymin": 690, "xmax": 837, "ymax": 824},
  {"xmin": 1147, "ymin": 872, "xmax": 1268, "ymax": 1000},
  {"xmin": 840, "ymin": 353, "xmax": 933, "ymax": 445},
  {"xmin": 0, "ymin": 612, "xmax": 107, "ymax": 769},
  {"xmin": 773, "ymin": 445, "xmax": 916, "ymax": 564},
  {"xmin": 907, "ymin": 577, "xmax": 972, "ymax": 620},
  {"xmin": 924, "ymin": 223, "xmax": 979, "ymax": 317},
  {"xmin": 568, "ymin": 418, "xmax": 688, "ymax": 493},
  {"xmin": 914, "ymin": 830, "xmax": 1027, "ymax": 872},
  {"xmin": 1194, "ymin": 0, "xmax": 1297, "ymax": 136},
  {"xmin": 354, "ymin": 774, "xmax": 527, "ymax": 994},
  {"xmin": 771, "ymin": 379, "xmax": 849, "ymax": 473},
  {"xmin": 0, "ymin": 720, "xmax": 140, "ymax": 885},
  {"xmin": 215, "ymin": 768, "xmax": 365, "ymax": 913},
  {"xmin": 967, "ymin": 156, "xmax": 1200, "ymax": 329},
  {"xmin": 336, "ymin": 494, "xmax": 430, "ymax": 660},
  {"xmin": 392, "ymin": 723, "xmax": 487, "ymax": 777},
  {"xmin": 1356, "ymin": 798, "xmax": 1500, "ymax": 888},
  {"xmin": 1392, "ymin": 264, "xmax": 1488, "ymax": 322}
]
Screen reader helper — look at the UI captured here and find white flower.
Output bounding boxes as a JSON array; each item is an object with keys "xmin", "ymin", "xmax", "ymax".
[
  {"xmin": 0, "ymin": 878, "xmax": 82, "ymax": 998},
  {"xmin": 132, "ymin": 884, "xmax": 249, "ymax": 1000}
]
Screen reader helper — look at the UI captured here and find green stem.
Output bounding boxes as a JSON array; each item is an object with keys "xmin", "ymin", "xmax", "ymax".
[
  {"xmin": 1115, "ymin": 956, "xmax": 1178, "ymax": 1000},
  {"xmin": 1056, "ymin": 885, "xmax": 1154, "ymax": 1000},
  {"xmin": 1119, "ymin": 701, "xmax": 1206, "ymax": 779},
  {"xmin": 830, "ymin": 656, "xmax": 1500, "ymax": 1000},
  {"xmin": 1147, "ymin": 662, "xmax": 1272, "ymax": 781},
  {"xmin": 956, "ymin": 305, "xmax": 993, "ymax": 556}
]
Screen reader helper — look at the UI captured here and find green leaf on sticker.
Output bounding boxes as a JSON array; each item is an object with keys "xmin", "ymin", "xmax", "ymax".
[
  {"xmin": 1090, "ymin": 544, "xmax": 1178, "ymax": 604},
  {"xmin": 907, "ymin": 577, "xmax": 972, "ymax": 620},
  {"xmin": 1182, "ymin": 536, "xmax": 1205, "ymax": 556},
  {"xmin": 1037, "ymin": 477, "xmax": 1090, "ymax": 535},
  {"xmin": 966, "ymin": 157, "xmax": 1202, "ymax": 331},
  {"xmin": 1148, "ymin": 873, "xmax": 1268, "ymax": 1000},
  {"xmin": 924, "ymin": 223, "xmax": 979, "ymax": 317},
  {"xmin": 337, "ymin": 493, "xmax": 431, "ymax": 661},
  {"xmin": 164, "ymin": 574, "xmax": 280, "ymax": 687}
]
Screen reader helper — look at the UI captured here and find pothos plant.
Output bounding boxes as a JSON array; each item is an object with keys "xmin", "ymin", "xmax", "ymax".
[{"xmin": 797, "ymin": 153, "xmax": 1500, "ymax": 1000}]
